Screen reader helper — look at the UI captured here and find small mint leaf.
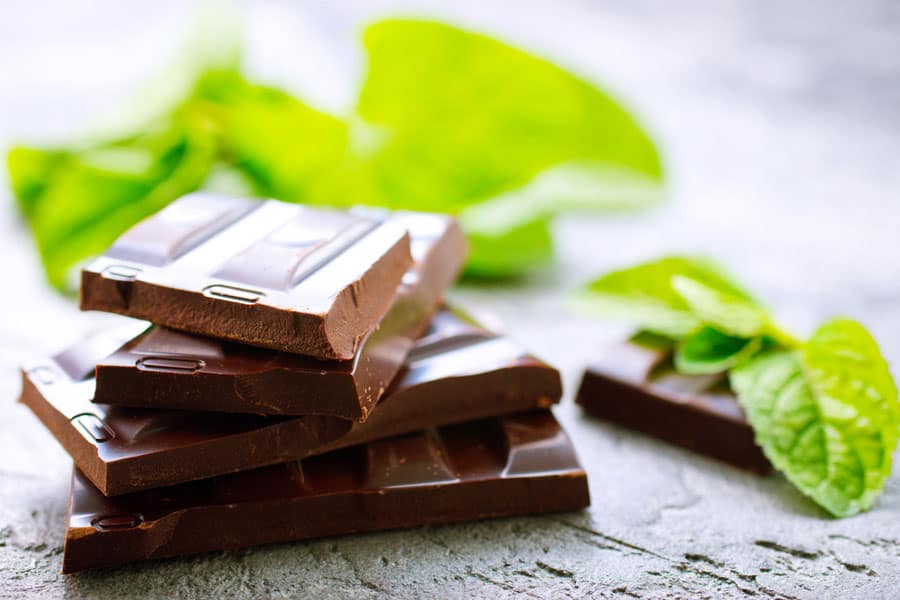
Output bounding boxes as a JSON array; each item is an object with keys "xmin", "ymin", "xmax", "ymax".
[
  {"xmin": 731, "ymin": 319, "xmax": 899, "ymax": 517},
  {"xmin": 674, "ymin": 327, "xmax": 762, "ymax": 375},
  {"xmin": 574, "ymin": 256, "xmax": 751, "ymax": 338},
  {"xmin": 671, "ymin": 275, "xmax": 770, "ymax": 339}
]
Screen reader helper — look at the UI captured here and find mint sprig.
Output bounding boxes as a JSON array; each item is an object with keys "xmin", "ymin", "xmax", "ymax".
[{"xmin": 577, "ymin": 255, "xmax": 899, "ymax": 517}]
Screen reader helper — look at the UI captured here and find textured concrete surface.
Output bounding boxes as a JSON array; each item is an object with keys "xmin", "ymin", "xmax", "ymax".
[{"xmin": 2, "ymin": 1, "xmax": 900, "ymax": 598}]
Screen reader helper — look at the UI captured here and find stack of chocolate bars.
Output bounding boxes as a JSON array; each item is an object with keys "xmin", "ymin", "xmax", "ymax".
[{"xmin": 20, "ymin": 194, "xmax": 590, "ymax": 573}]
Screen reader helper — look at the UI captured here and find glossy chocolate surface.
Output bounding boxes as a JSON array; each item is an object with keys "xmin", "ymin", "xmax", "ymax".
[
  {"xmin": 576, "ymin": 338, "xmax": 770, "ymax": 473},
  {"xmin": 92, "ymin": 212, "xmax": 466, "ymax": 419},
  {"xmin": 62, "ymin": 411, "xmax": 589, "ymax": 573},
  {"xmin": 20, "ymin": 310, "xmax": 562, "ymax": 495},
  {"xmin": 80, "ymin": 194, "xmax": 414, "ymax": 359}
]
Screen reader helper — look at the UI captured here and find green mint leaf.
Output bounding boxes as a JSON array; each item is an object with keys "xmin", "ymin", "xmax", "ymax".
[
  {"xmin": 731, "ymin": 319, "xmax": 900, "ymax": 517},
  {"xmin": 574, "ymin": 256, "xmax": 750, "ymax": 338},
  {"xmin": 338, "ymin": 19, "xmax": 665, "ymax": 274},
  {"xmin": 357, "ymin": 18, "xmax": 662, "ymax": 219},
  {"xmin": 674, "ymin": 327, "xmax": 763, "ymax": 375},
  {"xmin": 671, "ymin": 275, "xmax": 769, "ymax": 338},
  {"xmin": 212, "ymin": 81, "xmax": 354, "ymax": 205}
]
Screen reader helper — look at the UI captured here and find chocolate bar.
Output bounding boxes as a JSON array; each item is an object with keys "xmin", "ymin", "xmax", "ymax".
[
  {"xmin": 62, "ymin": 411, "xmax": 589, "ymax": 573},
  {"xmin": 576, "ymin": 337, "xmax": 770, "ymax": 473},
  {"xmin": 20, "ymin": 310, "xmax": 562, "ymax": 495},
  {"xmin": 81, "ymin": 194, "xmax": 414, "ymax": 359},
  {"xmin": 91, "ymin": 212, "xmax": 466, "ymax": 419}
]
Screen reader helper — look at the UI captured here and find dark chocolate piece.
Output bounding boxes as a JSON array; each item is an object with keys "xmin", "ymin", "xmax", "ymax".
[
  {"xmin": 92, "ymin": 212, "xmax": 466, "ymax": 419},
  {"xmin": 576, "ymin": 338, "xmax": 770, "ymax": 473},
  {"xmin": 62, "ymin": 411, "xmax": 589, "ymax": 573},
  {"xmin": 20, "ymin": 310, "xmax": 562, "ymax": 495},
  {"xmin": 80, "ymin": 194, "xmax": 414, "ymax": 359}
]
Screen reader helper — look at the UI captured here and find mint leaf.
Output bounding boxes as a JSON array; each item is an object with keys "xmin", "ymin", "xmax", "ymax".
[
  {"xmin": 671, "ymin": 275, "xmax": 769, "ymax": 338},
  {"xmin": 574, "ymin": 256, "xmax": 750, "ymax": 338},
  {"xmin": 358, "ymin": 19, "xmax": 662, "ymax": 213},
  {"xmin": 354, "ymin": 18, "xmax": 663, "ymax": 275},
  {"xmin": 731, "ymin": 319, "xmax": 900, "ymax": 517},
  {"xmin": 212, "ymin": 81, "xmax": 355, "ymax": 205},
  {"xmin": 675, "ymin": 327, "xmax": 763, "ymax": 375}
]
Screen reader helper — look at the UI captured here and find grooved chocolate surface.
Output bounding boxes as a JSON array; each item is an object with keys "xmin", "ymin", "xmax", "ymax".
[
  {"xmin": 91, "ymin": 212, "xmax": 466, "ymax": 418},
  {"xmin": 20, "ymin": 310, "xmax": 562, "ymax": 496},
  {"xmin": 80, "ymin": 194, "xmax": 415, "ymax": 359},
  {"xmin": 576, "ymin": 338, "xmax": 771, "ymax": 473},
  {"xmin": 62, "ymin": 411, "xmax": 589, "ymax": 573}
]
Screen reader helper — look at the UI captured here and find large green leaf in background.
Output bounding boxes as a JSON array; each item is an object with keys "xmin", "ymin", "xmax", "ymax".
[
  {"xmin": 6, "ymin": 17, "xmax": 663, "ymax": 291},
  {"xmin": 358, "ymin": 20, "xmax": 662, "ymax": 209},
  {"xmin": 357, "ymin": 20, "xmax": 663, "ymax": 276}
]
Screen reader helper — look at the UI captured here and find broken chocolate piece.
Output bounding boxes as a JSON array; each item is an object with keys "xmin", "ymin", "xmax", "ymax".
[
  {"xmin": 576, "ymin": 337, "xmax": 770, "ymax": 473},
  {"xmin": 80, "ymin": 194, "xmax": 414, "ymax": 359}
]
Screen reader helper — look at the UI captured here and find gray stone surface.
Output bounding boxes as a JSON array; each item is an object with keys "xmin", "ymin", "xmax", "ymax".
[{"xmin": 2, "ymin": 0, "xmax": 900, "ymax": 597}]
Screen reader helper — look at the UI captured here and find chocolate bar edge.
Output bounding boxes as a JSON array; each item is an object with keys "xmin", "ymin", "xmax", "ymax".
[
  {"xmin": 80, "ymin": 226, "xmax": 413, "ymax": 360},
  {"xmin": 576, "ymin": 366, "xmax": 771, "ymax": 474}
]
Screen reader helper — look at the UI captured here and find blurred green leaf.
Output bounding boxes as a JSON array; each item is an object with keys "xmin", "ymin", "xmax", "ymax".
[
  {"xmin": 7, "ymin": 16, "xmax": 664, "ymax": 290},
  {"xmin": 671, "ymin": 275, "xmax": 770, "ymax": 339},
  {"xmin": 211, "ymin": 80, "xmax": 358, "ymax": 205},
  {"xmin": 7, "ymin": 147, "xmax": 65, "ymax": 216},
  {"xmin": 462, "ymin": 210, "xmax": 554, "ymax": 278},
  {"xmin": 358, "ymin": 20, "xmax": 662, "ymax": 213}
]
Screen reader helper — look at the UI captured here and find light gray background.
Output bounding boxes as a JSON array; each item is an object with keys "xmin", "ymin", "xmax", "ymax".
[{"xmin": 2, "ymin": 1, "xmax": 899, "ymax": 598}]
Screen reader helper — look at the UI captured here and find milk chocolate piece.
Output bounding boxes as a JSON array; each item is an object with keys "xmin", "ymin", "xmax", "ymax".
[
  {"xmin": 62, "ymin": 411, "xmax": 589, "ymax": 573},
  {"xmin": 576, "ymin": 337, "xmax": 770, "ymax": 473},
  {"xmin": 92, "ymin": 212, "xmax": 466, "ymax": 419},
  {"xmin": 20, "ymin": 310, "xmax": 562, "ymax": 495},
  {"xmin": 80, "ymin": 194, "xmax": 414, "ymax": 359}
]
